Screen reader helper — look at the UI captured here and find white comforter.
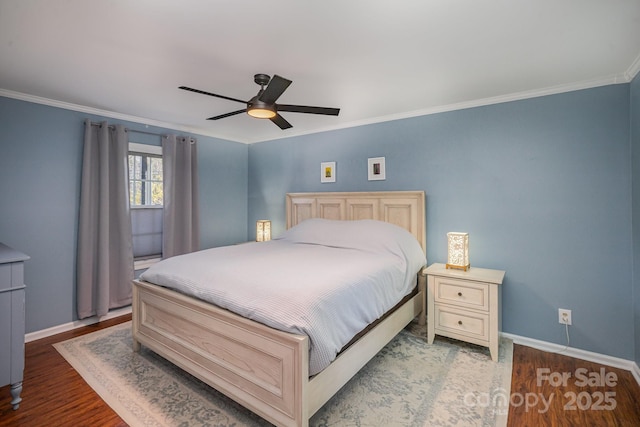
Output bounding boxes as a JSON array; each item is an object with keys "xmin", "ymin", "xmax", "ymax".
[{"xmin": 140, "ymin": 219, "xmax": 426, "ymax": 375}]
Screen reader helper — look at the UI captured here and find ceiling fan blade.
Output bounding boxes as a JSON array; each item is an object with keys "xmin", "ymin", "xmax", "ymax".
[
  {"xmin": 277, "ymin": 104, "xmax": 340, "ymax": 116},
  {"xmin": 259, "ymin": 75, "xmax": 292, "ymax": 104},
  {"xmin": 270, "ymin": 114, "xmax": 293, "ymax": 130},
  {"xmin": 179, "ymin": 86, "xmax": 247, "ymax": 104},
  {"xmin": 207, "ymin": 109, "xmax": 246, "ymax": 120}
]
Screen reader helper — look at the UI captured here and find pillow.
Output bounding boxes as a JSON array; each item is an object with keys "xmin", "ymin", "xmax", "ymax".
[{"xmin": 276, "ymin": 218, "xmax": 426, "ymax": 269}]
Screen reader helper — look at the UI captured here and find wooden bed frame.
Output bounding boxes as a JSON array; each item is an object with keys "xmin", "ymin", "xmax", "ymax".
[{"xmin": 132, "ymin": 191, "xmax": 426, "ymax": 427}]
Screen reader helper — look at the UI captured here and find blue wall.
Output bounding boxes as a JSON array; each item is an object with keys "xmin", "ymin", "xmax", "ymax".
[
  {"xmin": 2, "ymin": 80, "xmax": 637, "ymax": 364},
  {"xmin": 248, "ymin": 84, "xmax": 635, "ymax": 360},
  {"xmin": 0, "ymin": 96, "xmax": 248, "ymax": 333},
  {"xmin": 632, "ymin": 73, "xmax": 640, "ymax": 366}
]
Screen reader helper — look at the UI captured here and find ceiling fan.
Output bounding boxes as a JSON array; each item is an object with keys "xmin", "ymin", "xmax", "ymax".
[{"xmin": 179, "ymin": 74, "xmax": 340, "ymax": 130}]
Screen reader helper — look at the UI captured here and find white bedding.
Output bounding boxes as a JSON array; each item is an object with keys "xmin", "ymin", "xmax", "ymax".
[{"xmin": 140, "ymin": 219, "xmax": 426, "ymax": 375}]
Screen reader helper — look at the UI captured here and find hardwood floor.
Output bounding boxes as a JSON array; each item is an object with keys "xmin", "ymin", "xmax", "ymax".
[
  {"xmin": 0, "ymin": 315, "xmax": 129, "ymax": 427},
  {"xmin": 1, "ymin": 314, "xmax": 639, "ymax": 426},
  {"xmin": 508, "ymin": 345, "xmax": 640, "ymax": 426}
]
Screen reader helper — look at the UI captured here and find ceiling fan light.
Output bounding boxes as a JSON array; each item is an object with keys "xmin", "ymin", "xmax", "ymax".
[
  {"xmin": 247, "ymin": 96, "xmax": 276, "ymax": 119},
  {"xmin": 247, "ymin": 107, "xmax": 276, "ymax": 119}
]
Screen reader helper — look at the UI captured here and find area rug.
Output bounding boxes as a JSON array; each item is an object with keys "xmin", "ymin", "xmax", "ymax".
[{"xmin": 54, "ymin": 321, "xmax": 513, "ymax": 426}]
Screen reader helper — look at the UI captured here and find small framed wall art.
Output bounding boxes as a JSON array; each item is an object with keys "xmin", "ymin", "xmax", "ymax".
[
  {"xmin": 321, "ymin": 161, "xmax": 336, "ymax": 183},
  {"xmin": 368, "ymin": 157, "xmax": 386, "ymax": 181}
]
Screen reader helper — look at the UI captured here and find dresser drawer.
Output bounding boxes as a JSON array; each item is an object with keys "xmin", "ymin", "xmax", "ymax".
[
  {"xmin": 0, "ymin": 262, "xmax": 25, "ymax": 291},
  {"xmin": 434, "ymin": 305, "xmax": 489, "ymax": 341},
  {"xmin": 0, "ymin": 264, "xmax": 11, "ymax": 291},
  {"xmin": 434, "ymin": 276, "xmax": 488, "ymax": 311}
]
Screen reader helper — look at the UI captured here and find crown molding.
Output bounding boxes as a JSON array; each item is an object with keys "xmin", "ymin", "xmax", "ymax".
[
  {"xmin": 2, "ymin": 71, "xmax": 635, "ymax": 145},
  {"xmin": 625, "ymin": 52, "xmax": 640, "ymax": 81},
  {"xmin": 366, "ymin": 73, "xmax": 632, "ymax": 126},
  {"xmin": 0, "ymin": 88, "xmax": 241, "ymax": 142},
  {"xmin": 252, "ymin": 73, "xmax": 633, "ymax": 144}
]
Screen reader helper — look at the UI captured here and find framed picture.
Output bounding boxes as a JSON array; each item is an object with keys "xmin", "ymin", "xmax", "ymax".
[
  {"xmin": 368, "ymin": 157, "xmax": 386, "ymax": 181},
  {"xmin": 321, "ymin": 161, "xmax": 336, "ymax": 183}
]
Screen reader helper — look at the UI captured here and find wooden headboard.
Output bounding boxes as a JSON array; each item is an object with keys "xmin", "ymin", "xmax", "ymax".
[{"xmin": 286, "ymin": 191, "xmax": 426, "ymax": 254}]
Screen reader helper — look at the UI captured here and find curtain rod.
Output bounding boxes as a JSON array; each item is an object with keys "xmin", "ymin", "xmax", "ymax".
[
  {"xmin": 87, "ymin": 121, "xmax": 196, "ymax": 143},
  {"xmin": 128, "ymin": 129, "xmax": 164, "ymax": 137},
  {"xmin": 87, "ymin": 121, "xmax": 163, "ymax": 137}
]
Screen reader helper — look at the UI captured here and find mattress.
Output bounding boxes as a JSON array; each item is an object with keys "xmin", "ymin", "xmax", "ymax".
[{"xmin": 140, "ymin": 218, "xmax": 426, "ymax": 375}]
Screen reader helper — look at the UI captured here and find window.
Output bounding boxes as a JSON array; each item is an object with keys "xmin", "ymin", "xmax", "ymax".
[
  {"xmin": 128, "ymin": 144, "xmax": 163, "ymax": 207},
  {"xmin": 128, "ymin": 143, "xmax": 163, "ymax": 268}
]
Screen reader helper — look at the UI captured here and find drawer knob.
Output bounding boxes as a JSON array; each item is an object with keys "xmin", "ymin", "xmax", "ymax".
[
  {"xmin": 458, "ymin": 320, "xmax": 463, "ymax": 325},
  {"xmin": 457, "ymin": 292, "xmax": 463, "ymax": 297}
]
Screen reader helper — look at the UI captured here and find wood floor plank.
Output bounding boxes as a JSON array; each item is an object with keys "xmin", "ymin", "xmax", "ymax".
[
  {"xmin": 507, "ymin": 344, "xmax": 640, "ymax": 426},
  {"xmin": 1, "ymin": 314, "xmax": 639, "ymax": 426},
  {"xmin": 0, "ymin": 315, "xmax": 130, "ymax": 427}
]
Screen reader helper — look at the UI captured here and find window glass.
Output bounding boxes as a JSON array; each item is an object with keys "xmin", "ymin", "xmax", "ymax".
[
  {"xmin": 128, "ymin": 143, "xmax": 163, "ymax": 262},
  {"xmin": 128, "ymin": 153, "xmax": 163, "ymax": 207}
]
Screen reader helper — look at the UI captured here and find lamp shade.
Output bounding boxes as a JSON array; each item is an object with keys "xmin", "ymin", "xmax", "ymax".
[
  {"xmin": 446, "ymin": 232, "xmax": 469, "ymax": 271},
  {"xmin": 256, "ymin": 220, "xmax": 271, "ymax": 242}
]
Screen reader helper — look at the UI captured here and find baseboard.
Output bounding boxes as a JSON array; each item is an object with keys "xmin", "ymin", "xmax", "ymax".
[
  {"xmin": 25, "ymin": 306, "xmax": 132, "ymax": 343},
  {"xmin": 502, "ymin": 332, "xmax": 640, "ymax": 387},
  {"xmin": 632, "ymin": 361, "xmax": 640, "ymax": 386},
  {"xmin": 24, "ymin": 308, "xmax": 640, "ymax": 389}
]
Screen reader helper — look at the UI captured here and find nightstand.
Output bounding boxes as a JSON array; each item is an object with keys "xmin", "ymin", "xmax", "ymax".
[{"xmin": 424, "ymin": 263, "xmax": 505, "ymax": 361}]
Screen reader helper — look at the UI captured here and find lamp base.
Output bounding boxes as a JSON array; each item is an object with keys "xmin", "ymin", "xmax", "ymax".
[{"xmin": 446, "ymin": 263, "xmax": 470, "ymax": 271}]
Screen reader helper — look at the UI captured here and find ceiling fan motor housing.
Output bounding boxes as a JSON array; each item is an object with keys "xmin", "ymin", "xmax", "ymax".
[{"xmin": 253, "ymin": 73, "xmax": 271, "ymax": 87}]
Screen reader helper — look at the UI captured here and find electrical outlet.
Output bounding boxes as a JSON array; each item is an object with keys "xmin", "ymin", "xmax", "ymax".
[{"xmin": 558, "ymin": 308, "xmax": 572, "ymax": 325}]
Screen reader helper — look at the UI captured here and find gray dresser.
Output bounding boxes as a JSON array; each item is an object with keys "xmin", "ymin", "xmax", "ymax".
[{"xmin": 0, "ymin": 243, "xmax": 29, "ymax": 410}]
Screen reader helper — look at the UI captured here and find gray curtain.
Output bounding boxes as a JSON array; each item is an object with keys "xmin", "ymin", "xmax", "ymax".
[
  {"xmin": 77, "ymin": 120, "xmax": 134, "ymax": 319},
  {"xmin": 162, "ymin": 134, "xmax": 199, "ymax": 258}
]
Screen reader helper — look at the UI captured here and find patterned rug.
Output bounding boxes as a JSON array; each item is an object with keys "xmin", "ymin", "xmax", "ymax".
[{"xmin": 54, "ymin": 321, "xmax": 512, "ymax": 426}]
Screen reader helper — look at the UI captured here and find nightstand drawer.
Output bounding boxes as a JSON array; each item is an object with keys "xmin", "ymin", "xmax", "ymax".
[
  {"xmin": 434, "ymin": 277, "xmax": 488, "ymax": 311},
  {"xmin": 434, "ymin": 305, "xmax": 489, "ymax": 340}
]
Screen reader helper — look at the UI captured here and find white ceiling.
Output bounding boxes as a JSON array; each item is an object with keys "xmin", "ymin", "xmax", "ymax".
[{"xmin": 1, "ymin": 1, "xmax": 640, "ymax": 144}]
